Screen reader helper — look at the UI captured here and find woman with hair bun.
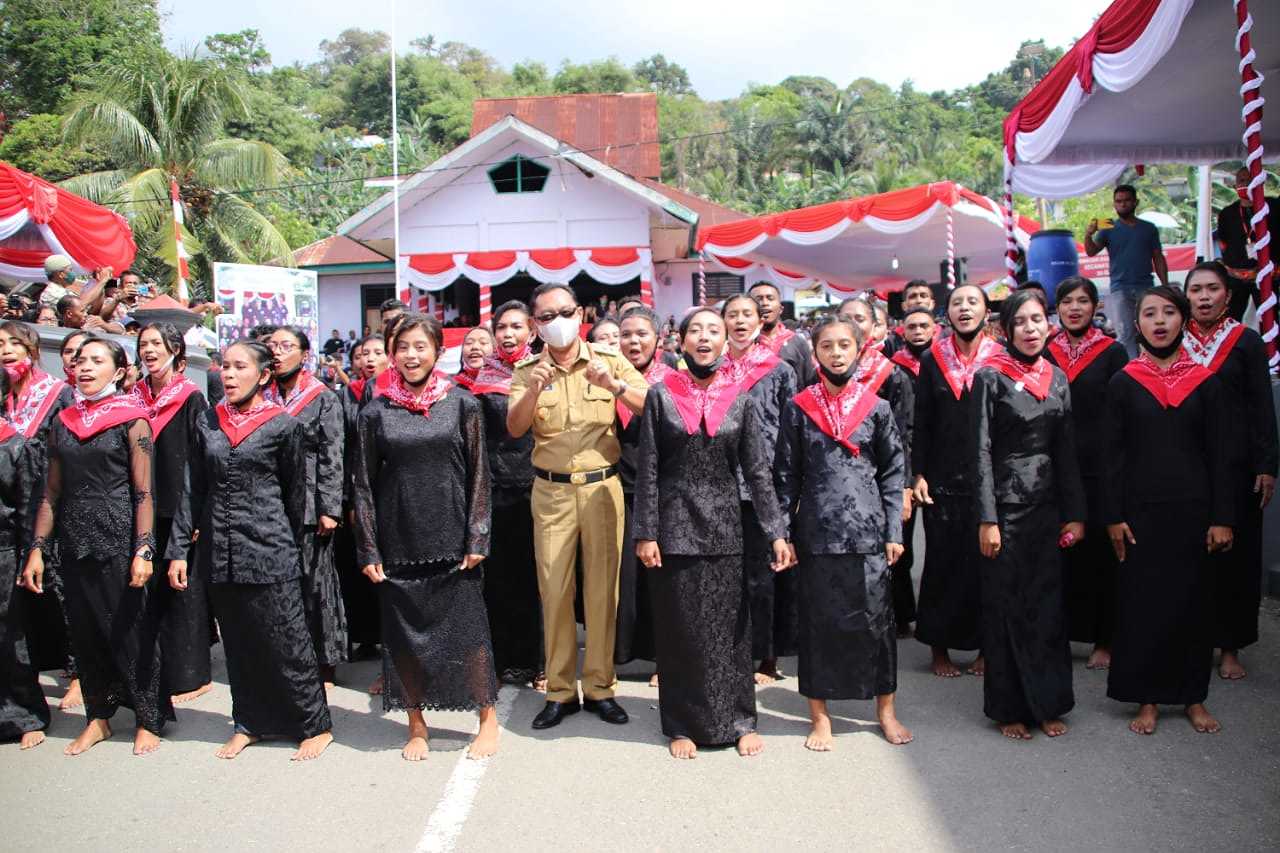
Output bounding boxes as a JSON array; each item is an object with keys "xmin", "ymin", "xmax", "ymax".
[{"xmin": 167, "ymin": 339, "xmax": 332, "ymax": 761}]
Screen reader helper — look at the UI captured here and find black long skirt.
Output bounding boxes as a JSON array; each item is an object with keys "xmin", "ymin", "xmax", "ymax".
[
  {"xmin": 60, "ymin": 555, "xmax": 173, "ymax": 734},
  {"xmin": 797, "ymin": 552, "xmax": 896, "ymax": 700},
  {"xmin": 209, "ymin": 580, "xmax": 331, "ymax": 739},
  {"xmin": 649, "ymin": 554, "xmax": 756, "ymax": 746},
  {"xmin": 1063, "ymin": 475, "xmax": 1117, "ymax": 645},
  {"xmin": 614, "ymin": 497, "xmax": 655, "ymax": 664},
  {"xmin": 981, "ymin": 503, "xmax": 1074, "ymax": 725},
  {"xmin": 335, "ymin": 524, "xmax": 380, "ymax": 649},
  {"xmin": 743, "ymin": 501, "xmax": 798, "ymax": 660},
  {"xmin": 379, "ymin": 560, "xmax": 499, "ymax": 713},
  {"xmin": 483, "ymin": 493, "xmax": 543, "ymax": 675},
  {"xmin": 915, "ymin": 493, "xmax": 982, "ymax": 651},
  {"xmin": 155, "ymin": 518, "xmax": 212, "ymax": 694},
  {"xmin": 1211, "ymin": 476, "xmax": 1263, "ymax": 651},
  {"xmin": 1108, "ymin": 500, "xmax": 1213, "ymax": 706},
  {"xmin": 0, "ymin": 548, "xmax": 50, "ymax": 739},
  {"xmin": 299, "ymin": 528, "xmax": 348, "ymax": 668},
  {"xmin": 893, "ymin": 510, "xmax": 918, "ymax": 628},
  {"xmin": 23, "ymin": 546, "xmax": 73, "ymax": 674}
]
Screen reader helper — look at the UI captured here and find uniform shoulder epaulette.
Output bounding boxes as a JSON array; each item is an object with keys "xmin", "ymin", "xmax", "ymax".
[{"xmin": 515, "ymin": 353, "xmax": 542, "ymax": 368}]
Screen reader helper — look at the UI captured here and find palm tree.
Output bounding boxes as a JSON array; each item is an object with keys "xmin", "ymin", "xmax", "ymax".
[{"xmin": 60, "ymin": 53, "xmax": 294, "ymax": 289}]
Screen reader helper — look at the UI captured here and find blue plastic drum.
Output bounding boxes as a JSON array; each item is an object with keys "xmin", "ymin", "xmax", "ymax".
[{"xmin": 1026, "ymin": 229, "xmax": 1079, "ymax": 304}]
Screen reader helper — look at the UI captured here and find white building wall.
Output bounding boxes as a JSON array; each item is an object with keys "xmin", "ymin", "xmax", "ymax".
[{"xmin": 317, "ymin": 271, "xmax": 394, "ymax": 338}]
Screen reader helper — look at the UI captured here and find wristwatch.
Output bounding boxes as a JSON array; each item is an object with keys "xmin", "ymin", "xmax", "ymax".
[{"xmin": 135, "ymin": 545, "xmax": 154, "ymax": 561}]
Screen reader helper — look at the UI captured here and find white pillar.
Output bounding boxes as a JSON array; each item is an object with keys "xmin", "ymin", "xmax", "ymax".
[{"xmin": 1195, "ymin": 164, "xmax": 1213, "ymax": 262}]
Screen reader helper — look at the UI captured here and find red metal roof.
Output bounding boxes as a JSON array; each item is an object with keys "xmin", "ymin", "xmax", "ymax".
[
  {"xmin": 471, "ymin": 93, "xmax": 661, "ymax": 179},
  {"xmin": 293, "ymin": 235, "xmax": 390, "ymax": 267},
  {"xmin": 638, "ymin": 178, "xmax": 749, "ymax": 227}
]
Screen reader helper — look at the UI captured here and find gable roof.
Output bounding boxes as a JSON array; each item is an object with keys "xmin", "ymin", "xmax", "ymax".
[
  {"xmin": 293, "ymin": 234, "xmax": 390, "ymax": 267},
  {"xmin": 471, "ymin": 93, "xmax": 660, "ymax": 179}
]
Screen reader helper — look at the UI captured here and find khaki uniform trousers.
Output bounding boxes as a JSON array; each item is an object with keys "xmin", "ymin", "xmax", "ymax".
[{"xmin": 531, "ymin": 474, "xmax": 625, "ymax": 703}]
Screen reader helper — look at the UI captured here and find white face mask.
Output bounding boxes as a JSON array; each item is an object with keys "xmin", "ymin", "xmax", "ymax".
[
  {"xmin": 146, "ymin": 355, "xmax": 174, "ymax": 376},
  {"xmin": 538, "ymin": 314, "xmax": 581, "ymax": 348},
  {"xmin": 82, "ymin": 381, "xmax": 118, "ymax": 402}
]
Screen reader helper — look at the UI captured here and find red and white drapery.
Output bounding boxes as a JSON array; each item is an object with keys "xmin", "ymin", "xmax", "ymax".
[
  {"xmin": 695, "ymin": 182, "xmax": 1038, "ymax": 292},
  {"xmin": 1000, "ymin": 0, "xmax": 1278, "ymax": 370},
  {"xmin": 0, "ymin": 162, "xmax": 136, "ymax": 281}
]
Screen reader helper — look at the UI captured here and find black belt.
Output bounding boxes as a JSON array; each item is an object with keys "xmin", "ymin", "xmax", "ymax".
[{"xmin": 534, "ymin": 465, "xmax": 618, "ymax": 485}]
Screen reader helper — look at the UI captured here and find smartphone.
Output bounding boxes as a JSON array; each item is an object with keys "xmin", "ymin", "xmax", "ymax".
[{"xmin": 137, "ymin": 283, "xmax": 151, "ymax": 296}]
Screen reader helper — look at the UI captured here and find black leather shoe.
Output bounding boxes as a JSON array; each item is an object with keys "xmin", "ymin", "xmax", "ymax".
[
  {"xmin": 582, "ymin": 697, "xmax": 629, "ymax": 725},
  {"xmin": 531, "ymin": 699, "xmax": 580, "ymax": 729}
]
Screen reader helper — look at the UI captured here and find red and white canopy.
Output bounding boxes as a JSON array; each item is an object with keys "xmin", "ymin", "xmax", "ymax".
[
  {"xmin": 1001, "ymin": 0, "xmax": 1278, "ymax": 370},
  {"xmin": 695, "ymin": 182, "xmax": 1039, "ymax": 293},
  {"xmin": 401, "ymin": 246, "xmax": 653, "ymax": 291},
  {"xmin": 0, "ymin": 161, "xmax": 136, "ymax": 281}
]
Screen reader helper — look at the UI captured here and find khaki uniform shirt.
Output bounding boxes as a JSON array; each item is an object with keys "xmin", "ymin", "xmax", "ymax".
[{"xmin": 510, "ymin": 340, "xmax": 649, "ymax": 473}]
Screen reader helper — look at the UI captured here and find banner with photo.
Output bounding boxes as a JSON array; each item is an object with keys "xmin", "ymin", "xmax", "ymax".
[{"xmin": 211, "ymin": 263, "xmax": 319, "ymax": 367}]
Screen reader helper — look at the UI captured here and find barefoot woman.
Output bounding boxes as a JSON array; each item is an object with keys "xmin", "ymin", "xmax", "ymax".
[
  {"xmin": 167, "ymin": 340, "xmax": 333, "ymax": 760},
  {"xmin": 352, "ymin": 314, "xmax": 500, "ymax": 761},
  {"xmin": 634, "ymin": 308, "xmax": 792, "ymax": 759},
  {"xmin": 23, "ymin": 337, "xmax": 171, "ymax": 756},
  {"xmin": 1104, "ymin": 287, "xmax": 1233, "ymax": 735},
  {"xmin": 775, "ymin": 316, "xmax": 911, "ymax": 750},
  {"xmin": 972, "ymin": 290, "xmax": 1085, "ymax": 740}
]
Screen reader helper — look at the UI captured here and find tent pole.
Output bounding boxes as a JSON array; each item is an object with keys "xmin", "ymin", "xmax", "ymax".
[
  {"xmin": 389, "ymin": 0, "xmax": 402, "ymax": 303},
  {"xmin": 1195, "ymin": 165, "xmax": 1213, "ymax": 262}
]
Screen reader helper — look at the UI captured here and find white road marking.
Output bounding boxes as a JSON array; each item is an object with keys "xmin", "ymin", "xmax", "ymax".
[{"xmin": 413, "ymin": 685, "xmax": 518, "ymax": 853}]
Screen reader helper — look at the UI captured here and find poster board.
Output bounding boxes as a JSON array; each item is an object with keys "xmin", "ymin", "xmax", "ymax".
[{"xmin": 212, "ymin": 263, "xmax": 319, "ymax": 366}]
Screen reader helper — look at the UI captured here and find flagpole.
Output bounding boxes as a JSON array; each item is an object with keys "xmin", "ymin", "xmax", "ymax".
[{"xmin": 390, "ymin": 0, "xmax": 401, "ymax": 300}]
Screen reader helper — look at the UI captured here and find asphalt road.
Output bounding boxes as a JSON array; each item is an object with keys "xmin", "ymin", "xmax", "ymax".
[{"xmin": 4, "ymin": 570, "xmax": 1279, "ymax": 852}]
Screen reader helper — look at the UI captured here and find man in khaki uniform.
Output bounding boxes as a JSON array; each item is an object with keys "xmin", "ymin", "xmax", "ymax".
[{"xmin": 509, "ymin": 283, "xmax": 648, "ymax": 729}]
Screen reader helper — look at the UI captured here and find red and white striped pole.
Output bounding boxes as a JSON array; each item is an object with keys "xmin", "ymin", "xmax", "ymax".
[
  {"xmin": 1236, "ymin": 0, "xmax": 1278, "ymax": 372},
  {"xmin": 697, "ymin": 254, "xmax": 707, "ymax": 306},
  {"xmin": 170, "ymin": 178, "xmax": 190, "ymax": 302},
  {"xmin": 478, "ymin": 284, "xmax": 492, "ymax": 327},
  {"xmin": 945, "ymin": 205, "xmax": 957, "ymax": 289},
  {"xmin": 1002, "ymin": 155, "xmax": 1019, "ymax": 284}
]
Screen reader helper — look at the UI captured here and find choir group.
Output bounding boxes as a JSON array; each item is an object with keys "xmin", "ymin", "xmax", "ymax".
[{"xmin": 0, "ymin": 258, "xmax": 1274, "ymax": 761}]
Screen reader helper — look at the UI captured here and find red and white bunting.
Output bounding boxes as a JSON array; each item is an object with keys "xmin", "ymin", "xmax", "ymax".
[
  {"xmin": 402, "ymin": 246, "xmax": 655, "ymax": 292},
  {"xmin": 170, "ymin": 178, "xmax": 190, "ymax": 302}
]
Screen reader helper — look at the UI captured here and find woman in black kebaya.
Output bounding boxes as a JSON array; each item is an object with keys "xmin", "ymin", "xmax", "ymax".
[
  {"xmin": 22, "ymin": 337, "xmax": 170, "ymax": 757},
  {"xmin": 1044, "ymin": 278, "xmax": 1129, "ymax": 671},
  {"xmin": 775, "ymin": 315, "xmax": 910, "ymax": 750},
  {"xmin": 134, "ymin": 322, "xmax": 212, "ymax": 704},
  {"xmin": 972, "ymin": 290, "xmax": 1086, "ymax": 740},
  {"xmin": 634, "ymin": 308, "xmax": 792, "ymax": 760},
  {"xmin": 353, "ymin": 313, "xmax": 499, "ymax": 761},
  {"xmin": 1182, "ymin": 262, "xmax": 1277, "ymax": 680},
  {"xmin": 1104, "ymin": 287, "xmax": 1233, "ymax": 735},
  {"xmin": 168, "ymin": 340, "xmax": 333, "ymax": 761}
]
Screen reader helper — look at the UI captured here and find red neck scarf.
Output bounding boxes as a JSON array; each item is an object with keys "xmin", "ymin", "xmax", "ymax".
[
  {"xmin": 466, "ymin": 341, "xmax": 531, "ymax": 396},
  {"xmin": 724, "ymin": 341, "xmax": 781, "ymax": 391},
  {"xmin": 348, "ymin": 377, "xmax": 368, "ymax": 400},
  {"xmin": 1184, "ymin": 316, "xmax": 1245, "ymax": 374},
  {"xmin": 59, "ymin": 391, "xmax": 149, "ymax": 441},
  {"xmin": 453, "ymin": 368, "xmax": 478, "ymax": 391},
  {"xmin": 856, "ymin": 347, "xmax": 896, "ymax": 397},
  {"xmin": 132, "ymin": 373, "xmax": 200, "ymax": 437},
  {"xmin": 618, "ymin": 357, "xmax": 672, "ymax": 429},
  {"xmin": 0, "ymin": 418, "xmax": 15, "ymax": 443},
  {"xmin": 793, "ymin": 379, "xmax": 880, "ymax": 456},
  {"xmin": 1046, "ymin": 326, "xmax": 1113, "ymax": 382},
  {"xmin": 372, "ymin": 368, "xmax": 393, "ymax": 398},
  {"xmin": 7, "ymin": 369, "xmax": 66, "ymax": 439},
  {"xmin": 267, "ymin": 371, "xmax": 327, "ymax": 417},
  {"xmin": 862, "ymin": 338, "xmax": 885, "ymax": 355},
  {"xmin": 216, "ymin": 399, "xmax": 286, "ymax": 447},
  {"xmin": 383, "ymin": 370, "xmax": 453, "ymax": 417},
  {"xmin": 890, "ymin": 346, "xmax": 922, "ymax": 376},
  {"xmin": 761, "ymin": 324, "xmax": 796, "ymax": 355},
  {"xmin": 984, "ymin": 351, "xmax": 1053, "ymax": 400},
  {"xmin": 931, "ymin": 334, "xmax": 1000, "ymax": 400},
  {"xmin": 664, "ymin": 367, "xmax": 738, "ymax": 437},
  {"xmin": 1123, "ymin": 350, "xmax": 1214, "ymax": 409}
]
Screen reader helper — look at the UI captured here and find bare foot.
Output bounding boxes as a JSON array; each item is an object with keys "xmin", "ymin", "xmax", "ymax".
[
  {"xmin": 172, "ymin": 683, "xmax": 212, "ymax": 704},
  {"xmin": 1218, "ymin": 651, "xmax": 1247, "ymax": 680},
  {"xmin": 59, "ymin": 678, "xmax": 84, "ymax": 710},
  {"xmin": 367, "ymin": 674, "xmax": 384, "ymax": 695},
  {"xmin": 467, "ymin": 710, "xmax": 500, "ymax": 760},
  {"xmin": 805, "ymin": 715, "xmax": 834, "ymax": 752},
  {"xmin": 737, "ymin": 732, "xmax": 765, "ymax": 757},
  {"xmin": 1185, "ymin": 704, "xmax": 1221, "ymax": 734},
  {"xmin": 1129, "ymin": 704, "xmax": 1158, "ymax": 735},
  {"xmin": 754, "ymin": 659, "xmax": 782, "ymax": 685},
  {"xmin": 669, "ymin": 737, "xmax": 697, "ymax": 759},
  {"xmin": 133, "ymin": 728, "xmax": 161, "ymax": 756},
  {"xmin": 292, "ymin": 731, "xmax": 333, "ymax": 761},
  {"xmin": 967, "ymin": 655, "xmax": 985, "ymax": 677},
  {"xmin": 1040, "ymin": 719, "xmax": 1068, "ymax": 737},
  {"xmin": 930, "ymin": 649, "xmax": 961, "ymax": 678},
  {"xmin": 19, "ymin": 731, "xmax": 46, "ymax": 750},
  {"xmin": 648, "ymin": 672, "xmax": 659, "ymax": 688},
  {"xmin": 753, "ymin": 671, "xmax": 777, "ymax": 685},
  {"xmin": 215, "ymin": 733, "xmax": 260, "ymax": 759},
  {"xmin": 532, "ymin": 673, "xmax": 547, "ymax": 693},
  {"xmin": 402, "ymin": 735, "xmax": 429, "ymax": 762},
  {"xmin": 1086, "ymin": 646, "xmax": 1111, "ymax": 670},
  {"xmin": 998, "ymin": 722, "xmax": 1032, "ymax": 740},
  {"xmin": 324, "ymin": 682, "xmax": 336, "ymax": 692},
  {"xmin": 878, "ymin": 712, "xmax": 914, "ymax": 745},
  {"xmin": 65, "ymin": 719, "xmax": 111, "ymax": 755}
]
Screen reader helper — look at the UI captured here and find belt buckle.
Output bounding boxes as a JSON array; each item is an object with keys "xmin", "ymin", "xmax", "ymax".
[{"xmin": 570, "ymin": 471, "xmax": 587, "ymax": 485}]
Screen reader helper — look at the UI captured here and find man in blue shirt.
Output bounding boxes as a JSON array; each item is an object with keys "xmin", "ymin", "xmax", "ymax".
[{"xmin": 1084, "ymin": 184, "xmax": 1169, "ymax": 356}]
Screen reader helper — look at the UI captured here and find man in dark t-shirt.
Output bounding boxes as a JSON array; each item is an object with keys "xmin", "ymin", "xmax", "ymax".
[
  {"xmin": 1084, "ymin": 184, "xmax": 1168, "ymax": 356},
  {"xmin": 1216, "ymin": 166, "xmax": 1279, "ymax": 321}
]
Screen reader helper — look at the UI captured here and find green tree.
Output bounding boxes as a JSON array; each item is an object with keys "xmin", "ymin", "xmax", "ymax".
[
  {"xmin": 0, "ymin": 0, "xmax": 164, "ymax": 116},
  {"xmin": 60, "ymin": 53, "xmax": 296, "ymax": 287},
  {"xmin": 552, "ymin": 58, "xmax": 638, "ymax": 94},
  {"xmin": 634, "ymin": 54, "xmax": 693, "ymax": 95},
  {"xmin": 0, "ymin": 113, "xmax": 114, "ymax": 180},
  {"xmin": 319, "ymin": 28, "xmax": 389, "ymax": 70},
  {"xmin": 204, "ymin": 29, "xmax": 272, "ymax": 73}
]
